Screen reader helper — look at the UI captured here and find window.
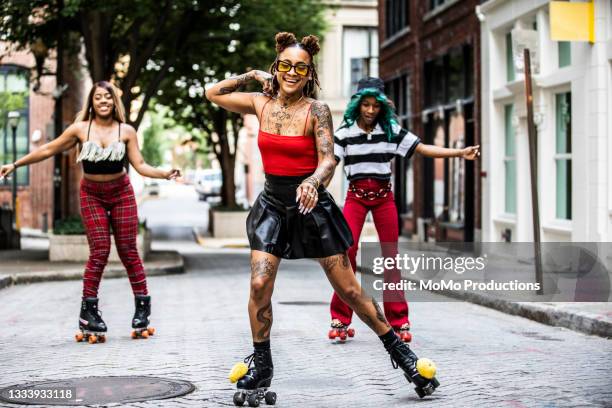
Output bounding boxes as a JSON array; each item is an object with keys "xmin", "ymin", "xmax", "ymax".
[
  {"xmin": 555, "ymin": 92, "xmax": 571, "ymax": 220},
  {"xmin": 424, "ymin": 45, "xmax": 472, "ymax": 107},
  {"xmin": 385, "ymin": 0, "xmax": 409, "ymax": 38},
  {"xmin": 343, "ymin": 27, "xmax": 378, "ymax": 97},
  {"xmin": 385, "ymin": 75, "xmax": 413, "ymax": 214},
  {"xmin": 0, "ymin": 65, "xmax": 29, "ymax": 187},
  {"xmin": 430, "ymin": 0, "xmax": 449, "ymax": 10},
  {"xmin": 506, "ymin": 32, "xmax": 515, "ymax": 82},
  {"xmin": 504, "ymin": 104, "xmax": 516, "ymax": 214},
  {"xmin": 448, "ymin": 111, "xmax": 465, "ymax": 222},
  {"xmin": 558, "ymin": 42, "xmax": 571, "ymax": 68}
]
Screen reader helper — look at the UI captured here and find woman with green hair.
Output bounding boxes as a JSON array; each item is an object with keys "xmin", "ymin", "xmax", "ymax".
[{"xmin": 329, "ymin": 77, "xmax": 480, "ymax": 343}]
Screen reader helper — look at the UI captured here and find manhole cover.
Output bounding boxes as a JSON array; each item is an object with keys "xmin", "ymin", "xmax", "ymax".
[
  {"xmin": 277, "ymin": 301, "xmax": 328, "ymax": 306},
  {"xmin": 0, "ymin": 376, "xmax": 195, "ymax": 406}
]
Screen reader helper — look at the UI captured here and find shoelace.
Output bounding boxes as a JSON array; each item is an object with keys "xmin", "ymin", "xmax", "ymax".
[
  {"xmin": 330, "ymin": 321, "xmax": 346, "ymax": 329},
  {"xmin": 243, "ymin": 352, "xmax": 256, "ymax": 368},
  {"xmin": 391, "ymin": 356, "xmax": 399, "ymax": 369}
]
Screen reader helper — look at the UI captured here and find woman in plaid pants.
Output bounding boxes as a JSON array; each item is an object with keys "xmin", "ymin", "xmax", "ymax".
[{"xmin": 0, "ymin": 81, "xmax": 180, "ymax": 343}]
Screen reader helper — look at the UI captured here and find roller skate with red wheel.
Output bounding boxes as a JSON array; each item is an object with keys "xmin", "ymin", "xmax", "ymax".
[
  {"xmin": 386, "ymin": 333, "xmax": 440, "ymax": 398},
  {"xmin": 131, "ymin": 295, "xmax": 155, "ymax": 339},
  {"xmin": 230, "ymin": 348, "xmax": 276, "ymax": 407},
  {"xmin": 394, "ymin": 323, "xmax": 412, "ymax": 343},
  {"xmin": 327, "ymin": 319, "xmax": 355, "ymax": 342},
  {"xmin": 75, "ymin": 297, "xmax": 107, "ymax": 344}
]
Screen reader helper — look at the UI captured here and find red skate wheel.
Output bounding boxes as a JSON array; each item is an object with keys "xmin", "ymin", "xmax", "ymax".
[
  {"xmin": 347, "ymin": 328, "xmax": 355, "ymax": 337},
  {"xmin": 98, "ymin": 335, "xmax": 106, "ymax": 343},
  {"xmin": 328, "ymin": 329, "xmax": 337, "ymax": 339},
  {"xmin": 339, "ymin": 331, "xmax": 347, "ymax": 341},
  {"xmin": 401, "ymin": 332, "xmax": 412, "ymax": 342}
]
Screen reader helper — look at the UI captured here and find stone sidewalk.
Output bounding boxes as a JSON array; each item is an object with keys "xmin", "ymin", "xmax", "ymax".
[{"xmin": 0, "ymin": 247, "xmax": 184, "ymax": 291}]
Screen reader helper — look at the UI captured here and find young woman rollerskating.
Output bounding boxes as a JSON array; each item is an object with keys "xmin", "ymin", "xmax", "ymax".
[
  {"xmin": 206, "ymin": 32, "xmax": 440, "ymax": 405},
  {"xmin": 0, "ymin": 81, "xmax": 181, "ymax": 344},
  {"xmin": 330, "ymin": 77, "xmax": 480, "ymax": 343}
]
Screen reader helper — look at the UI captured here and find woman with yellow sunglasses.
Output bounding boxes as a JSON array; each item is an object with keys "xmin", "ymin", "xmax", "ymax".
[{"xmin": 206, "ymin": 31, "xmax": 439, "ymax": 406}]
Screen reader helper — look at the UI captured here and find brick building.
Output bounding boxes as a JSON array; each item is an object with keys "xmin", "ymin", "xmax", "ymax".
[
  {"xmin": 0, "ymin": 43, "xmax": 86, "ymax": 231},
  {"xmin": 378, "ymin": 0, "xmax": 483, "ymax": 241}
]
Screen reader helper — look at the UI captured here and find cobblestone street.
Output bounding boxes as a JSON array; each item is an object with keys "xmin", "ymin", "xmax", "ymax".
[{"xmin": 0, "ymin": 249, "xmax": 610, "ymax": 407}]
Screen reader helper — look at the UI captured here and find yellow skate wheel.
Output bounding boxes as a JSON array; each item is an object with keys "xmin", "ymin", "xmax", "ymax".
[
  {"xmin": 88, "ymin": 335, "xmax": 98, "ymax": 344},
  {"xmin": 228, "ymin": 362, "xmax": 249, "ymax": 383},
  {"xmin": 75, "ymin": 332, "xmax": 84, "ymax": 342},
  {"xmin": 416, "ymin": 358, "xmax": 437, "ymax": 379},
  {"xmin": 148, "ymin": 327, "xmax": 155, "ymax": 336},
  {"xmin": 131, "ymin": 331, "xmax": 138, "ymax": 339},
  {"xmin": 141, "ymin": 330, "xmax": 149, "ymax": 339},
  {"xmin": 98, "ymin": 335, "xmax": 106, "ymax": 343}
]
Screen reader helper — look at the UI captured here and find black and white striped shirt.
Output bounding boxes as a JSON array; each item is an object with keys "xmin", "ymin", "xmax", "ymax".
[{"xmin": 334, "ymin": 122, "xmax": 421, "ymax": 181}]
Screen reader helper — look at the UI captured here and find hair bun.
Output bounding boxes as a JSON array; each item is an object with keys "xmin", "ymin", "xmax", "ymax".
[
  {"xmin": 275, "ymin": 32, "xmax": 297, "ymax": 53},
  {"xmin": 300, "ymin": 35, "xmax": 320, "ymax": 56}
]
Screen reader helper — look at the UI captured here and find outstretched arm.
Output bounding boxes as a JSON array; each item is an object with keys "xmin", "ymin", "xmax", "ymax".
[
  {"xmin": 416, "ymin": 143, "xmax": 480, "ymax": 160},
  {"xmin": 0, "ymin": 123, "xmax": 80, "ymax": 180},
  {"xmin": 205, "ymin": 70, "xmax": 272, "ymax": 115},
  {"xmin": 124, "ymin": 125, "xmax": 180, "ymax": 180},
  {"xmin": 296, "ymin": 101, "xmax": 337, "ymax": 214}
]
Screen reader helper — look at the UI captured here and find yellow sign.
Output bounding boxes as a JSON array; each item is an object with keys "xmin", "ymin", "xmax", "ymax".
[{"xmin": 550, "ymin": 1, "xmax": 595, "ymax": 43}]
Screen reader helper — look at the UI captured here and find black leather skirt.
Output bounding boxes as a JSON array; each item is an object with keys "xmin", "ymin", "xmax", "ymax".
[{"xmin": 247, "ymin": 174, "xmax": 353, "ymax": 259}]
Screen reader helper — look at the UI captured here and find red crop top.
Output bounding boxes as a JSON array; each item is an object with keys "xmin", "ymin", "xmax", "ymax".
[
  {"xmin": 257, "ymin": 101, "xmax": 318, "ymax": 176},
  {"xmin": 258, "ymin": 130, "xmax": 317, "ymax": 176}
]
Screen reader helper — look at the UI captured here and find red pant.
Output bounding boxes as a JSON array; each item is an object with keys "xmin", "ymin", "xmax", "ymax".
[
  {"xmin": 80, "ymin": 174, "xmax": 148, "ymax": 298},
  {"xmin": 330, "ymin": 178, "xmax": 409, "ymax": 328}
]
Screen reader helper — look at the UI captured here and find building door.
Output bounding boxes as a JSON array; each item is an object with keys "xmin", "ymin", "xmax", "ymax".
[{"xmin": 422, "ymin": 101, "xmax": 474, "ymax": 241}]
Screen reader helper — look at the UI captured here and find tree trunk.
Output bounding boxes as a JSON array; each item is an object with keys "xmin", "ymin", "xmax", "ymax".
[{"xmin": 211, "ymin": 108, "xmax": 237, "ymax": 208}]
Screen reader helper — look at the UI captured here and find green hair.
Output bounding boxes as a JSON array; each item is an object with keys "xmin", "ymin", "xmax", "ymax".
[{"xmin": 339, "ymin": 88, "xmax": 399, "ymax": 142}]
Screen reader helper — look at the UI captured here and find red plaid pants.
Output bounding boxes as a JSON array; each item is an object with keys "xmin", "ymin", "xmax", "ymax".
[{"xmin": 79, "ymin": 174, "xmax": 148, "ymax": 298}]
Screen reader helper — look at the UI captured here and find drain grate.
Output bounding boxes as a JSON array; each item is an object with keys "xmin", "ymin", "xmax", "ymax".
[
  {"xmin": 278, "ymin": 301, "xmax": 329, "ymax": 306},
  {"xmin": 0, "ymin": 376, "xmax": 195, "ymax": 406}
]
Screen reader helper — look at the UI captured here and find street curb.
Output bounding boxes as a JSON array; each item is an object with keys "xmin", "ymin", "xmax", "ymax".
[
  {"xmin": 0, "ymin": 251, "xmax": 184, "ymax": 291},
  {"xmin": 359, "ymin": 266, "xmax": 612, "ymax": 339}
]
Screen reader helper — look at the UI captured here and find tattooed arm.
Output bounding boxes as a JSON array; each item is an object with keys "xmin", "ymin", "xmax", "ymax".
[
  {"xmin": 296, "ymin": 100, "xmax": 337, "ymax": 214},
  {"xmin": 205, "ymin": 70, "xmax": 272, "ymax": 115}
]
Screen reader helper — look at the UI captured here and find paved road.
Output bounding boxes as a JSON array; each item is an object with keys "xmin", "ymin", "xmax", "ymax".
[
  {"xmin": 0, "ymin": 248, "xmax": 610, "ymax": 407},
  {"xmin": 139, "ymin": 181, "xmax": 211, "ymax": 241}
]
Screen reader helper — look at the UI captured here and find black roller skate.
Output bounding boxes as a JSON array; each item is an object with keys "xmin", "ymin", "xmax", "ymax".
[
  {"xmin": 386, "ymin": 334, "xmax": 439, "ymax": 398},
  {"xmin": 328, "ymin": 319, "xmax": 355, "ymax": 342},
  {"xmin": 231, "ymin": 349, "xmax": 276, "ymax": 407},
  {"xmin": 75, "ymin": 297, "xmax": 107, "ymax": 344},
  {"xmin": 131, "ymin": 295, "xmax": 155, "ymax": 339}
]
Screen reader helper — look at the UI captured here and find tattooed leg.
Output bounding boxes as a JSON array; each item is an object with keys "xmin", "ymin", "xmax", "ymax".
[
  {"xmin": 319, "ymin": 253, "xmax": 391, "ymax": 335},
  {"xmin": 249, "ymin": 250, "xmax": 281, "ymax": 342}
]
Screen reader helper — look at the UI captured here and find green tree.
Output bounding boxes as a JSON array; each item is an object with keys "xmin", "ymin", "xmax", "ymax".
[
  {"xmin": 140, "ymin": 115, "xmax": 164, "ymax": 167},
  {"xmin": 0, "ymin": 0, "xmax": 239, "ymax": 129},
  {"xmin": 156, "ymin": 0, "xmax": 328, "ymax": 207}
]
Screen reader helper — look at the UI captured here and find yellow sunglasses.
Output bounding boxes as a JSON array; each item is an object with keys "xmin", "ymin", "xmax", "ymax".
[{"xmin": 276, "ymin": 60, "xmax": 310, "ymax": 77}]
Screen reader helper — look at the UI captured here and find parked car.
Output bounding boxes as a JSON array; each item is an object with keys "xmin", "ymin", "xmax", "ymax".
[
  {"xmin": 195, "ymin": 169, "xmax": 222, "ymax": 201},
  {"xmin": 144, "ymin": 180, "xmax": 160, "ymax": 196}
]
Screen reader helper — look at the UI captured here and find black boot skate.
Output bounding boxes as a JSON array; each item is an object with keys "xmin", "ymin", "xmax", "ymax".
[
  {"xmin": 131, "ymin": 295, "xmax": 155, "ymax": 339},
  {"xmin": 386, "ymin": 335, "xmax": 439, "ymax": 398},
  {"xmin": 232, "ymin": 349, "xmax": 276, "ymax": 407},
  {"xmin": 75, "ymin": 297, "xmax": 107, "ymax": 344}
]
